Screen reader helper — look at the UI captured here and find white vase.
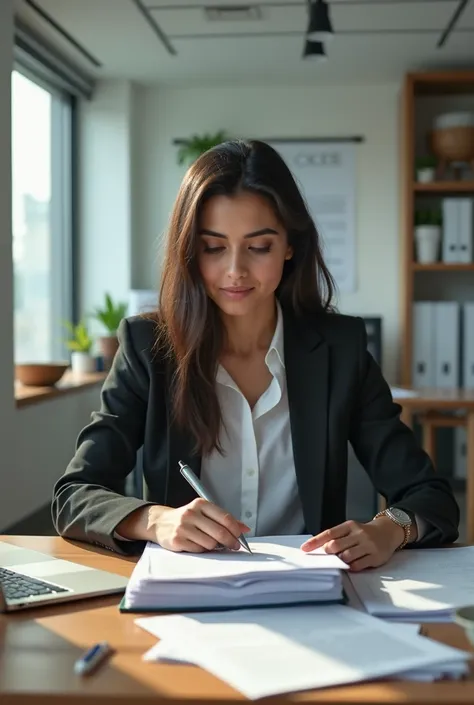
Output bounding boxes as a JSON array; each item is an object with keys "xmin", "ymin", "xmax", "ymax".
[
  {"xmin": 415, "ymin": 225, "xmax": 441, "ymax": 264},
  {"xmin": 71, "ymin": 351, "xmax": 96, "ymax": 375},
  {"xmin": 416, "ymin": 167, "xmax": 435, "ymax": 183}
]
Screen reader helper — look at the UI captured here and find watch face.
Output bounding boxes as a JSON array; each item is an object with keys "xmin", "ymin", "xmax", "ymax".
[{"xmin": 389, "ymin": 508, "xmax": 411, "ymax": 526}]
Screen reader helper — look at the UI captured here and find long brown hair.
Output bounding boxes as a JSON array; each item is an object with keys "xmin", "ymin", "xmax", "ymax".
[{"xmin": 158, "ymin": 139, "xmax": 335, "ymax": 455}]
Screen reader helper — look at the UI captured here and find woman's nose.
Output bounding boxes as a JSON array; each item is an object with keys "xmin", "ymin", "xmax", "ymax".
[{"xmin": 227, "ymin": 250, "xmax": 247, "ymax": 279}]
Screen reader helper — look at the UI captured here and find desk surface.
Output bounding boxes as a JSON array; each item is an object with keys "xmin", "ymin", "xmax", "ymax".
[
  {"xmin": 393, "ymin": 388, "xmax": 474, "ymax": 409},
  {"xmin": 0, "ymin": 536, "xmax": 473, "ymax": 705}
]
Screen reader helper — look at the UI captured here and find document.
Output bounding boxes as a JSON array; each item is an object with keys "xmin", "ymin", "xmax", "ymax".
[
  {"xmin": 348, "ymin": 546, "xmax": 474, "ymax": 621},
  {"xmin": 136, "ymin": 604, "xmax": 470, "ymax": 699},
  {"xmin": 123, "ymin": 535, "xmax": 348, "ymax": 612}
]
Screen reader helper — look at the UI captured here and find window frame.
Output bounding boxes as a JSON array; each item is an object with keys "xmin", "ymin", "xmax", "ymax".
[{"xmin": 12, "ymin": 62, "xmax": 76, "ymax": 363}]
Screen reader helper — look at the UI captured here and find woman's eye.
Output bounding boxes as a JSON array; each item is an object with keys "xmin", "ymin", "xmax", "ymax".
[
  {"xmin": 250, "ymin": 246, "xmax": 271, "ymax": 254},
  {"xmin": 203, "ymin": 246, "xmax": 225, "ymax": 254}
]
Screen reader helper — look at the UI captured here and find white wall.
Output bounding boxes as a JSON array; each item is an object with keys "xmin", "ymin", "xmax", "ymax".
[
  {"xmin": 133, "ymin": 84, "xmax": 401, "ymax": 382},
  {"xmin": 79, "ymin": 80, "xmax": 134, "ymax": 336},
  {"xmin": 0, "ymin": 1, "xmax": 102, "ymax": 530}
]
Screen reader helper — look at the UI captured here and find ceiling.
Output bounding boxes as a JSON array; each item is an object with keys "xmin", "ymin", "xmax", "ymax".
[{"xmin": 13, "ymin": 0, "xmax": 474, "ymax": 85}]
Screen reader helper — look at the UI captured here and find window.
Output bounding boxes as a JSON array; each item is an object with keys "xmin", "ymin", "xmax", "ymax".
[{"xmin": 12, "ymin": 69, "xmax": 73, "ymax": 364}]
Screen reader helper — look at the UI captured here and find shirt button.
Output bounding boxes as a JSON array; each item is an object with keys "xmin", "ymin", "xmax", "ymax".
[
  {"xmin": 245, "ymin": 511, "xmax": 253, "ymax": 519},
  {"xmin": 247, "ymin": 469, "xmax": 255, "ymax": 477}
]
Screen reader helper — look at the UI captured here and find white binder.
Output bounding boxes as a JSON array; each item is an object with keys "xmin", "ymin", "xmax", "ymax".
[
  {"xmin": 458, "ymin": 199, "xmax": 474, "ymax": 263},
  {"xmin": 434, "ymin": 302, "xmax": 460, "ymax": 388},
  {"xmin": 463, "ymin": 302, "xmax": 474, "ymax": 388},
  {"xmin": 412, "ymin": 302, "xmax": 435, "ymax": 387},
  {"xmin": 453, "ymin": 426, "xmax": 467, "ymax": 480},
  {"xmin": 442, "ymin": 199, "xmax": 459, "ymax": 263}
]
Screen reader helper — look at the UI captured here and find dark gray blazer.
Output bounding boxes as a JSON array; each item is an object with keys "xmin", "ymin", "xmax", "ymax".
[{"xmin": 51, "ymin": 308, "xmax": 459, "ymax": 555}]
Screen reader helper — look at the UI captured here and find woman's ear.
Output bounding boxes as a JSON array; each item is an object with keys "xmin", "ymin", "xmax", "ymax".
[{"xmin": 285, "ymin": 245, "xmax": 294, "ymax": 261}]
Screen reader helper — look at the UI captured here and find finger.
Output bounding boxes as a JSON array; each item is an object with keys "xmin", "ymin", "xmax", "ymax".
[
  {"xmin": 195, "ymin": 514, "xmax": 241, "ymax": 550},
  {"xmin": 177, "ymin": 538, "xmax": 207, "ymax": 553},
  {"xmin": 322, "ymin": 533, "xmax": 360, "ymax": 555},
  {"xmin": 301, "ymin": 522, "xmax": 353, "ymax": 552},
  {"xmin": 339, "ymin": 544, "xmax": 370, "ymax": 564},
  {"xmin": 181, "ymin": 524, "xmax": 220, "ymax": 551},
  {"xmin": 200, "ymin": 502, "xmax": 249, "ymax": 541},
  {"xmin": 350, "ymin": 554, "xmax": 382, "ymax": 572}
]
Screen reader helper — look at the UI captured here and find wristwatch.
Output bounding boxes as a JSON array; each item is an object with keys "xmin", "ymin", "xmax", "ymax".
[{"xmin": 373, "ymin": 507, "xmax": 413, "ymax": 550}]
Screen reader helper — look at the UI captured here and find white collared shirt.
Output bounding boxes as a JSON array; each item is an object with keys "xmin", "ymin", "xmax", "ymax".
[{"xmin": 200, "ymin": 302, "xmax": 305, "ymax": 537}]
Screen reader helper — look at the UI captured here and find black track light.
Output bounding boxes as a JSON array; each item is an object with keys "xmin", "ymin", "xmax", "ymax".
[{"xmin": 307, "ymin": 0, "xmax": 334, "ymax": 42}]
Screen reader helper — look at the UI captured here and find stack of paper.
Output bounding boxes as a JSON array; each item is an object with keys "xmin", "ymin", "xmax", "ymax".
[
  {"xmin": 122, "ymin": 535, "xmax": 348, "ymax": 612},
  {"xmin": 348, "ymin": 546, "xmax": 474, "ymax": 622},
  {"xmin": 136, "ymin": 605, "xmax": 471, "ymax": 698}
]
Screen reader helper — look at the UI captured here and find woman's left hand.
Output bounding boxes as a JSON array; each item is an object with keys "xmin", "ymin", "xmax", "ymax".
[{"xmin": 300, "ymin": 516, "xmax": 410, "ymax": 571}]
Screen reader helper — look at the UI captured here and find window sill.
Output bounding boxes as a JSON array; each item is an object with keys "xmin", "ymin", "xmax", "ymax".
[{"xmin": 15, "ymin": 371, "xmax": 107, "ymax": 409}]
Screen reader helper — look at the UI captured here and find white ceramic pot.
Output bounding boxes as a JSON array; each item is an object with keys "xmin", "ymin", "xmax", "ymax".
[
  {"xmin": 71, "ymin": 351, "xmax": 96, "ymax": 375},
  {"xmin": 416, "ymin": 167, "xmax": 435, "ymax": 183},
  {"xmin": 415, "ymin": 225, "xmax": 441, "ymax": 264}
]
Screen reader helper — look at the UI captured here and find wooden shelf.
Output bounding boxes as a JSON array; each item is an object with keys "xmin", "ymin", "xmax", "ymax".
[
  {"xmin": 414, "ymin": 182, "xmax": 474, "ymax": 193},
  {"xmin": 412, "ymin": 263, "xmax": 474, "ymax": 272}
]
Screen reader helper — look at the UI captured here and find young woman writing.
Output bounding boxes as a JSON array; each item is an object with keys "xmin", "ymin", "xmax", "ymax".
[{"xmin": 52, "ymin": 140, "xmax": 459, "ymax": 571}]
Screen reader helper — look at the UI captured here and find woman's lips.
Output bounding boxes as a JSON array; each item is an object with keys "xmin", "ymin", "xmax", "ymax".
[{"xmin": 220, "ymin": 287, "xmax": 254, "ymax": 300}]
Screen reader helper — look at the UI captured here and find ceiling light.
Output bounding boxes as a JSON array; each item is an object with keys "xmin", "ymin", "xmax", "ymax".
[
  {"xmin": 204, "ymin": 6, "xmax": 261, "ymax": 21},
  {"xmin": 307, "ymin": 0, "xmax": 334, "ymax": 42},
  {"xmin": 302, "ymin": 40, "xmax": 327, "ymax": 62}
]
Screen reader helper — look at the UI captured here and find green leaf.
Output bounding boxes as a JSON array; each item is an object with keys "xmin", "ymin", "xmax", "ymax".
[
  {"xmin": 176, "ymin": 130, "xmax": 229, "ymax": 167},
  {"xmin": 89, "ymin": 292, "xmax": 128, "ymax": 334}
]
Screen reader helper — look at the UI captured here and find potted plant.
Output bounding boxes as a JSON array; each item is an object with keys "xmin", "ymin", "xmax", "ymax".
[
  {"xmin": 91, "ymin": 293, "xmax": 128, "ymax": 367},
  {"xmin": 63, "ymin": 320, "xmax": 95, "ymax": 374},
  {"xmin": 415, "ymin": 155, "xmax": 437, "ymax": 183},
  {"xmin": 177, "ymin": 130, "xmax": 229, "ymax": 166},
  {"xmin": 414, "ymin": 208, "xmax": 442, "ymax": 264}
]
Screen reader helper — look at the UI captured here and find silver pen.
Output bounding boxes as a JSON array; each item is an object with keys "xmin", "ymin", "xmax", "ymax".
[{"xmin": 178, "ymin": 460, "xmax": 252, "ymax": 554}]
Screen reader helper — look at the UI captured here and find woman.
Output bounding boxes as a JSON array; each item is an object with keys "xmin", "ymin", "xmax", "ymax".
[{"xmin": 52, "ymin": 140, "xmax": 459, "ymax": 571}]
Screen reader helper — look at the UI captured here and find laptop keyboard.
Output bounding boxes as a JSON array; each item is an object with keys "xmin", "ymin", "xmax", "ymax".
[{"xmin": 0, "ymin": 566, "xmax": 69, "ymax": 601}]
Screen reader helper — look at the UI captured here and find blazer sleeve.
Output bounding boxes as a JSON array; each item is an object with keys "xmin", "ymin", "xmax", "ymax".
[
  {"xmin": 51, "ymin": 318, "xmax": 156, "ymax": 555},
  {"xmin": 348, "ymin": 318, "xmax": 460, "ymax": 546}
]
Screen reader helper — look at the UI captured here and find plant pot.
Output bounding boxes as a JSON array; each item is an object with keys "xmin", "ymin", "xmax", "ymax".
[
  {"xmin": 416, "ymin": 167, "xmax": 435, "ymax": 183},
  {"xmin": 71, "ymin": 351, "xmax": 96, "ymax": 375},
  {"xmin": 98, "ymin": 335, "xmax": 119, "ymax": 369},
  {"xmin": 415, "ymin": 225, "xmax": 441, "ymax": 264}
]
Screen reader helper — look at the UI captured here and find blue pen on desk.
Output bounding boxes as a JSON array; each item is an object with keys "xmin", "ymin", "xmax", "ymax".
[{"xmin": 74, "ymin": 641, "xmax": 111, "ymax": 676}]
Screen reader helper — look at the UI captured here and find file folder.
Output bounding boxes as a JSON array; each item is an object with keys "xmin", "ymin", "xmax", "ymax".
[
  {"xmin": 463, "ymin": 302, "xmax": 474, "ymax": 388},
  {"xmin": 442, "ymin": 199, "xmax": 459, "ymax": 263},
  {"xmin": 434, "ymin": 302, "xmax": 460, "ymax": 388},
  {"xmin": 412, "ymin": 302, "xmax": 435, "ymax": 387},
  {"xmin": 454, "ymin": 426, "xmax": 467, "ymax": 480},
  {"xmin": 458, "ymin": 199, "xmax": 474, "ymax": 263}
]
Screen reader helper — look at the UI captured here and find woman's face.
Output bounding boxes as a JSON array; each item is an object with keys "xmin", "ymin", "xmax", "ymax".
[{"xmin": 197, "ymin": 191, "xmax": 292, "ymax": 317}]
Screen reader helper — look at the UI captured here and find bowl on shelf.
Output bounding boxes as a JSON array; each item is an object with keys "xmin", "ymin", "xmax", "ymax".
[
  {"xmin": 15, "ymin": 362, "xmax": 70, "ymax": 387},
  {"xmin": 431, "ymin": 112, "xmax": 474, "ymax": 164}
]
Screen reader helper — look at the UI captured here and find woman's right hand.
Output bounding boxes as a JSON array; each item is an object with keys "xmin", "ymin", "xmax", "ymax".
[{"xmin": 149, "ymin": 499, "xmax": 251, "ymax": 553}]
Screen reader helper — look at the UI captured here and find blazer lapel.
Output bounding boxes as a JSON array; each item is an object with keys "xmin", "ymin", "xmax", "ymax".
[
  {"xmin": 165, "ymin": 367, "xmax": 202, "ymax": 507},
  {"xmin": 283, "ymin": 308, "xmax": 328, "ymax": 535}
]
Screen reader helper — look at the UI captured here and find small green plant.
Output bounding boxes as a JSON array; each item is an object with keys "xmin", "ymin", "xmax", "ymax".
[
  {"xmin": 177, "ymin": 130, "xmax": 229, "ymax": 166},
  {"xmin": 63, "ymin": 319, "xmax": 93, "ymax": 353},
  {"xmin": 91, "ymin": 293, "xmax": 128, "ymax": 335},
  {"xmin": 415, "ymin": 155, "xmax": 437, "ymax": 171},
  {"xmin": 415, "ymin": 208, "xmax": 442, "ymax": 226}
]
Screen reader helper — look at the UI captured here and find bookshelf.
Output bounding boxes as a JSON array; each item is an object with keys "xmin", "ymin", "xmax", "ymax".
[{"xmin": 400, "ymin": 71, "xmax": 474, "ymax": 386}]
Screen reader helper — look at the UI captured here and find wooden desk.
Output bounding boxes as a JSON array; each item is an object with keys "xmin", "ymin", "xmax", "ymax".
[
  {"xmin": 0, "ymin": 537, "xmax": 473, "ymax": 705},
  {"xmin": 393, "ymin": 388, "xmax": 474, "ymax": 543}
]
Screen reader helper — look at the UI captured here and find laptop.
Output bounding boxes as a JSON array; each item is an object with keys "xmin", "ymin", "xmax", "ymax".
[{"xmin": 0, "ymin": 540, "xmax": 129, "ymax": 612}]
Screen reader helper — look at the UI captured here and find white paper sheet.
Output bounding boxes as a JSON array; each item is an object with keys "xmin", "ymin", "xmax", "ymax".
[
  {"xmin": 134, "ymin": 535, "xmax": 348, "ymax": 583},
  {"xmin": 348, "ymin": 547, "xmax": 474, "ymax": 620},
  {"xmin": 136, "ymin": 605, "xmax": 470, "ymax": 699}
]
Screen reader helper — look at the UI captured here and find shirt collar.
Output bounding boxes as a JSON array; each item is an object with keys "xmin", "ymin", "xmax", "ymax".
[
  {"xmin": 265, "ymin": 299, "xmax": 285, "ymax": 370},
  {"xmin": 216, "ymin": 299, "xmax": 285, "ymax": 386}
]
